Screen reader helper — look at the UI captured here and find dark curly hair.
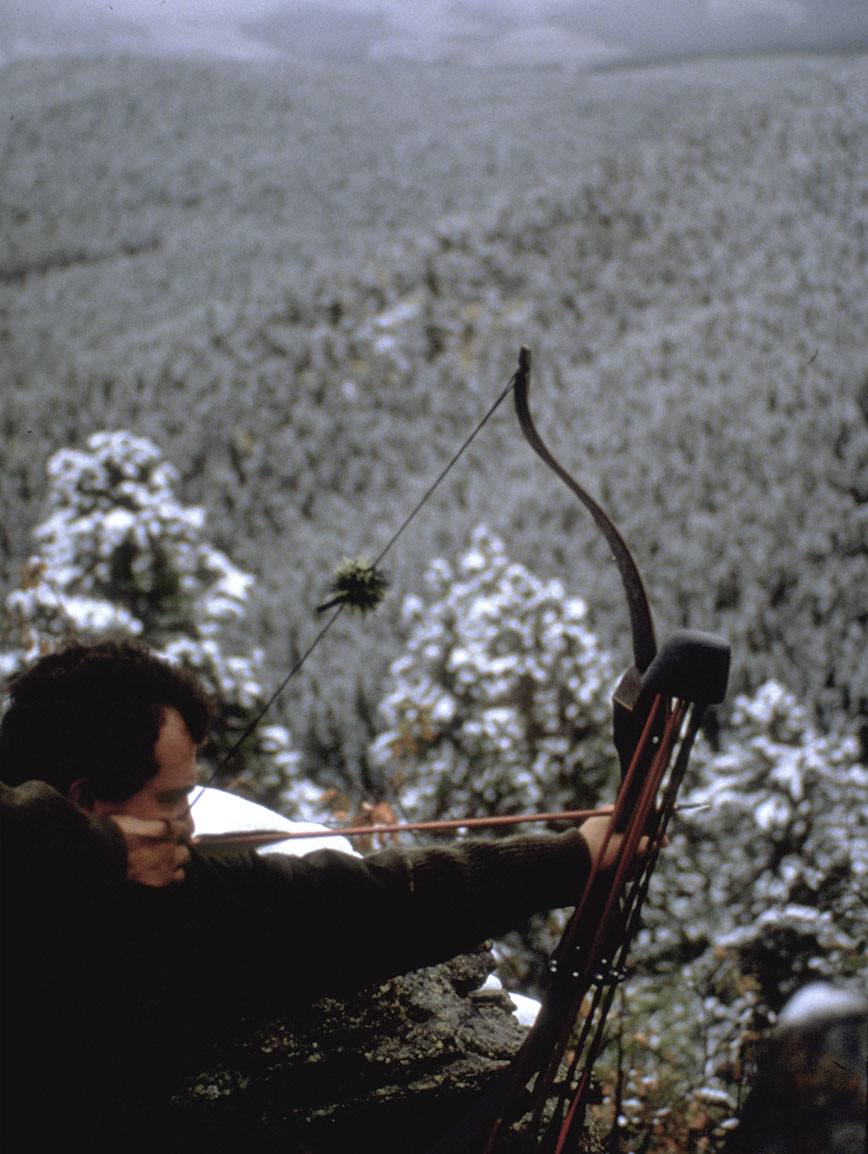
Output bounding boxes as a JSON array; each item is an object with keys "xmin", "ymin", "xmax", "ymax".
[{"xmin": 0, "ymin": 640, "xmax": 213, "ymax": 803}]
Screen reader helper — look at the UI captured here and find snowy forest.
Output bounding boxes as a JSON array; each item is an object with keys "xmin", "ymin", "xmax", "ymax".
[{"xmin": 2, "ymin": 45, "xmax": 867, "ymax": 1150}]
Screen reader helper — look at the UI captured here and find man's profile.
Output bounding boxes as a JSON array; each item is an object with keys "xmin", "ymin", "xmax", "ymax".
[{"xmin": 0, "ymin": 639, "xmax": 619, "ymax": 1151}]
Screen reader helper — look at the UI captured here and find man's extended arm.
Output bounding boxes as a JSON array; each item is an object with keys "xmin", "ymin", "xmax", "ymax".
[
  {"xmin": 2, "ymin": 778, "xmax": 604, "ymax": 1011},
  {"xmin": 176, "ymin": 824, "xmax": 596, "ymax": 1007}
]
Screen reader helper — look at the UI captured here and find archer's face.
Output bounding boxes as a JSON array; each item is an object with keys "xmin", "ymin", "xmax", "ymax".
[{"xmin": 92, "ymin": 706, "xmax": 198, "ymax": 841}]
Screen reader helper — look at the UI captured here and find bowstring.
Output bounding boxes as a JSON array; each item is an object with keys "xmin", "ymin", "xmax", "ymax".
[
  {"xmin": 369, "ymin": 370, "xmax": 519, "ymax": 568},
  {"xmin": 191, "ymin": 364, "xmax": 521, "ymax": 805}
]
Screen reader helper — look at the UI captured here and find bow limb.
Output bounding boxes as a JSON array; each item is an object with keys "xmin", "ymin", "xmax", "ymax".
[
  {"xmin": 512, "ymin": 346, "xmax": 658, "ymax": 786},
  {"xmin": 513, "ymin": 347, "xmax": 657, "ymax": 674}
]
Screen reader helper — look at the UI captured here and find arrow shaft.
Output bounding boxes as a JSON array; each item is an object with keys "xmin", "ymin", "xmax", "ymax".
[{"xmin": 193, "ymin": 804, "xmax": 707, "ymax": 852}]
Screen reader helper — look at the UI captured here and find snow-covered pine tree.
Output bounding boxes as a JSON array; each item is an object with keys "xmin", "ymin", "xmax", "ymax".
[
  {"xmin": 651, "ymin": 679, "xmax": 867, "ymax": 1005},
  {"xmin": 369, "ymin": 524, "xmax": 619, "ymax": 825},
  {"xmin": 0, "ymin": 430, "xmax": 310, "ymax": 811},
  {"xmin": 605, "ymin": 679, "xmax": 868, "ymax": 1143}
]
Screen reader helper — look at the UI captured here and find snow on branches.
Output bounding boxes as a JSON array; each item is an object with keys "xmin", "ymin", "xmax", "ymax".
[
  {"xmin": 0, "ymin": 430, "xmax": 305, "ymax": 808},
  {"xmin": 612, "ymin": 679, "xmax": 868, "ymax": 1137},
  {"xmin": 369, "ymin": 525, "xmax": 619, "ymax": 823}
]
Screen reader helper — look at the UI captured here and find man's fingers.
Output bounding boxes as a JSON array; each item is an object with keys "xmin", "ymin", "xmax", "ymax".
[
  {"xmin": 154, "ymin": 817, "xmax": 189, "ymax": 843},
  {"xmin": 580, "ymin": 808, "xmax": 670, "ymax": 873},
  {"xmin": 110, "ymin": 814, "xmax": 187, "ymax": 842},
  {"xmin": 170, "ymin": 844, "xmax": 191, "ymax": 884},
  {"xmin": 108, "ymin": 815, "xmax": 191, "ymax": 886},
  {"xmin": 110, "ymin": 814, "xmax": 168, "ymax": 840}
]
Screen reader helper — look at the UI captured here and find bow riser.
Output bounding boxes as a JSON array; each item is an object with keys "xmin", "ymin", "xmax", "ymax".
[
  {"xmin": 551, "ymin": 699, "xmax": 713, "ymax": 1153},
  {"xmin": 483, "ymin": 689, "xmax": 716, "ymax": 1152}
]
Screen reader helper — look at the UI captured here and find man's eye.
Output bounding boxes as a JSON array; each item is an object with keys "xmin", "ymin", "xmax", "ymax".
[{"xmin": 159, "ymin": 791, "xmax": 191, "ymax": 806}]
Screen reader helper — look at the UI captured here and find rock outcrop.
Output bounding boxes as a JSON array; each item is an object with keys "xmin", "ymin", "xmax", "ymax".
[{"xmin": 173, "ymin": 945, "xmax": 603, "ymax": 1153}]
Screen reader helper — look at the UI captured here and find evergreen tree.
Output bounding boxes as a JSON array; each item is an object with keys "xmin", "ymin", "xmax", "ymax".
[
  {"xmin": 369, "ymin": 525, "xmax": 619, "ymax": 824},
  {"xmin": 0, "ymin": 430, "xmax": 309, "ymax": 811},
  {"xmin": 606, "ymin": 680, "xmax": 868, "ymax": 1143},
  {"xmin": 653, "ymin": 680, "xmax": 867, "ymax": 1006}
]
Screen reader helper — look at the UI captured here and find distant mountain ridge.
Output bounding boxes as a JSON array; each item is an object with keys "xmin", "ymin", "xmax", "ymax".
[{"xmin": 2, "ymin": 1, "xmax": 867, "ymax": 69}]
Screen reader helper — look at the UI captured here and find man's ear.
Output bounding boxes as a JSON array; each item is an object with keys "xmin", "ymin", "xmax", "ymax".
[{"xmin": 68, "ymin": 778, "xmax": 95, "ymax": 811}]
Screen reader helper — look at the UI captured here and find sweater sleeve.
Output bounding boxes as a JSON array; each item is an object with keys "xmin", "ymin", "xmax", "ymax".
[
  {"xmin": 361, "ymin": 829, "xmax": 592, "ymax": 965},
  {"xmin": 181, "ymin": 829, "xmax": 591, "ymax": 1002},
  {"xmin": 0, "ymin": 779, "xmax": 128, "ymax": 887}
]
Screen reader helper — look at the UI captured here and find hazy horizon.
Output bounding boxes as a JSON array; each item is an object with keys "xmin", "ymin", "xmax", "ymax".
[{"xmin": 2, "ymin": 0, "xmax": 867, "ymax": 68}]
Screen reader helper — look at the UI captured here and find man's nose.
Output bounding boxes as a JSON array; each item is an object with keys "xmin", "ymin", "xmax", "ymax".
[{"xmin": 176, "ymin": 806, "xmax": 195, "ymax": 842}]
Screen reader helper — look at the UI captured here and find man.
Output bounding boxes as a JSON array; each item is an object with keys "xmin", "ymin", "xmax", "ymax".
[{"xmin": 0, "ymin": 640, "xmax": 621, "ymax": 1150}]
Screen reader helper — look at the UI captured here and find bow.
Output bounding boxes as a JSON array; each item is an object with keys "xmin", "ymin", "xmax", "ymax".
[
  {"xmin": 189, "ymin": 342, "xmax": 726, "ymax": 1153},
  {"xmin": 443, "ymin": 348, "xmax": 730, "ymax": 1154}
]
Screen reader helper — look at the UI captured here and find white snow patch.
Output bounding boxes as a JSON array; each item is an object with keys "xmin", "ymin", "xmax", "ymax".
[
  {"xmin": 374, "ymin": 296, "xmax": 422, "ymax": 329},
  {"xmin": 778, "ymin": 982, "xmax": 867, "ymax": 1027},
  {"xmin": 483, "ymin": 974, "xmax": 541, "ymax": 1026},
  {"xmin": 190, "ymin": 787, "xmax": 356, "ymax": 857}
]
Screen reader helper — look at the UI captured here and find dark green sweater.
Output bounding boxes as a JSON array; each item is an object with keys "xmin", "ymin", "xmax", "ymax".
[{"xmin": 0, "ymin": 780, "xmax": 591, "ymax": 1148}]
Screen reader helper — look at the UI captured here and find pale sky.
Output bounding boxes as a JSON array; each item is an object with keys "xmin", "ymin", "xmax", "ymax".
[{"xmin": 1, "ymin": 0, "xmax": 866, "ymax": 65}]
